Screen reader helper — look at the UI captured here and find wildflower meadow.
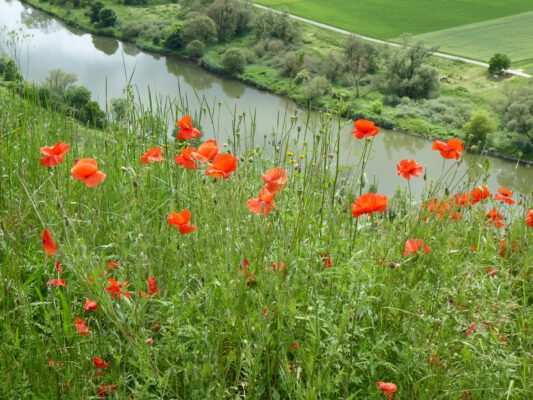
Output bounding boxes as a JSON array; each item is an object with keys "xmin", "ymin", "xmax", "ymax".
[{"xmin": 0, "ymin": 89, "xmax": 531, "ymax": 399}]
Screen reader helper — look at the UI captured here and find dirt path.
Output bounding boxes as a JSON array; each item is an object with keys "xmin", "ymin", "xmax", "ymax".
[{"xmin": 253, "ymin": 4, "xmax": 532, "ymax": 79}]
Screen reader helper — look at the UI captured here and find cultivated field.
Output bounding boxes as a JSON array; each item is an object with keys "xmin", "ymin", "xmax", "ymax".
[{"xmin": 256, "ymin": 0, "xmax": 533, "ymax": 65}]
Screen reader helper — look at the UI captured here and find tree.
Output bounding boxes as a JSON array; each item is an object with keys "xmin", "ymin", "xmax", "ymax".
[
  {"xmin": 302, "ymin": 76, "xmax": 330, "ymax": 101},
  {"xmin": 255, "ymin": 11, "xmax": 300, "ymax": 43},
  {"xmin": 222, "ymin": 48, "xmax": 246, "ymax": 74},
  {"xmin": 488, "ymin": 53, "xmax": 511, "ymax": 75},
  {"xmin": 463, "ymin": 110, "xmax": 495, "ymax": 146},
  {"xmin": 207, "ymin": 0, "xmax": 252, "ymax": 41},
  {"xmin": 89, "ymin": 1, "xmax": 104, "ymax": 24},
  {"xmin": 165, "ymin": 23, "xmax": 183, "ymax": 49},
  {"xmin": 64, "ymin": 85, "xmax": 91, "ymax": 109},
  {"xmin": 0, "ymin": 55, "xmax": 23, "ymax": 82},
  {"xmin": 384, "ymin": 39, "xmax": 439, "ymax": 99},
  {"xmin": 98, "ymin": 8, "xmax": 117, "ymax": 28},
  {"xmin": 501, "ymin": 83, "xmax": 533, "ymax": 154},
  {"xmin": 344, "ymin": 36, "xmax": 369, "ymax": 97},
  {"xmin": 180, "ymin": 15, "xmax": 217, "ymax": 45},
  {"xmin": 185, "ymin": 40, "xmax": 205, "ymax": 58},
  {"xmin": 43, "ymin": 69, "xmax": 77, "ymax": 94}
]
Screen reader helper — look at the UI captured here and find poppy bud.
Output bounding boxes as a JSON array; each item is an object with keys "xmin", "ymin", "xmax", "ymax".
[{"xmin": 151, "ymin": 322, "xmax": 161, "ymax": 332}]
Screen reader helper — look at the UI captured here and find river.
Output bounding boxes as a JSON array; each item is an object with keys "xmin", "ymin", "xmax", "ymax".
[{"xmin": 0, "ymin": 0, "xmax": 531, "ymax": 196}]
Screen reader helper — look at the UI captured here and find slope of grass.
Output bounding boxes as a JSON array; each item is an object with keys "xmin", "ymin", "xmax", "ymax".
[
  {"xmin": 255, "ymin": 0, "xmax": 533, "ymax": 39},
  {"xmin": 0, "ymin": 82, "xmax": 531, "ymax": 399},
  {"xmin": 414, "ymin": 12, "xmax": 533, "ymax": 63}
]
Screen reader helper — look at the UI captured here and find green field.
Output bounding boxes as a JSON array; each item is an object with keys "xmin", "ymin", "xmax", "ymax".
[
  {"xmin": 255, "ymin": 0, "xmax": 533, "ymax": 39},
  {"xmin": 414, "ymin": 12, "xmax": 533, "ymax": 66}
]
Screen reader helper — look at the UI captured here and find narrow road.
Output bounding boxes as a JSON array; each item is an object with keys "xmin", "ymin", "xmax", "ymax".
[{"xmin": 253, "ymin": 3, "xmax": 532, "ymax": 79}]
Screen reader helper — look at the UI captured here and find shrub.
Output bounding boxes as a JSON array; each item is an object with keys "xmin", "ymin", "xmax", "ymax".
[
  {"xmin": 185, "ymin": 40, "xmax": 205, "ymax": 58},
  {"xmin": 98, "ymin": 8, "xmax": 117, "ymax": 28},
  {"xmin": 488, "ymin": 53, "xmax": 511, "ymax": 75},
  {"xmin": 463, "ymin": 110, "xmax": 495, "ymax": 146},
  {"xmin": 64, "ymin": 85, "xmax": 91, "ymax": 109},
  {"xmin": 370, "ymin": 100, "xmax": 383, "ymax": 115},
  {"xmin": 43, "ymin": 69, "xmax": 77, "ymax": 94},
  {"xmin": 89, "ymin": 1, "xmax": 104, "ymax": 24},
  {"xmin": 266, "ymin": 39, "xmax": 285, "ymax": 54},
  {"xmin": 0, "ymin": 56, "xmax": 23, "ymax": 82},
  {"xmin": 322, "ymin": 52, "xmax": 343, "ymax": 82},
  {"xmin": 384, "ymin": 40, "xmax": 439, "ymax": 99},
  {"xmin": 165, "ymin": 23, "xmax": 183, "ymax": 49},
  {"xmin": 180, "ymin": 15, "xmax": 217, "ymax": 45},
  {"xmin": 222, "ymin": 48, "xmax": 246, "ymax": 74},
  {"xmin": 302, "ymin": 76, "xmax": 330, "ymax": 101},
  {"xmin": 255, "ymin": 11, "xmax": 300, "ymax": 44},
  {"xmin": 207, "ymin": 0, "xmax": 253, "ymax": 41}
]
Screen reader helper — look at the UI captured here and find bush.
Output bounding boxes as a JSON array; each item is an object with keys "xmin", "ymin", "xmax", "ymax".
[
  {"xmin": 0, "ymin": 56, "xmax": 23, "ymax": 82},
  {"xmin": 463, "ymin": 110, "xmax": 495, "ymax": 146},
  {"xmin": 370, "ymin": 100, "xmax": 383, "ymax": 115},
  {"xmin": 255, "ymin": 11, "xmax": 300, "ymax": 44},
  {"xmin": 43, "ymin": 69, "xmax": 77, "ymax": 94},
  {"xmin": 180, "ymin": 15, "xmax": 217, "ymax": 45},
  {"xmin": 384, "ymin": 40, "xmax": 439, "ymax": 99},
  {"xmin": 89, "ymin": 1, "xmax": 104, "ymax": 23},
  {"xmin": 185, "ymin": 40, "xmax": 205, "ymax": 58},
  {"xmin": 64, "ymin": 85, "xmax": 91, "ymax": 109},
  {"xmin": 207, "ymin": 0, "xmax": 253, "ymax": 41},
  {"xmin": 222, "ymin": 48, "xmax": 246, "ymax": 74},
  {"xmin": 322, "ymin": 52, "xmax": 343, "ymax": 82},
  {"xmin": 98, "ymin": 8, "xmax": 117, "ymax": 28},
  {"xmin": 165, "ymin": 23, "xmax": 183, "ymax": 49},
  {"xmin": 302, "ymin": 76, "xmax": 330, "ymax": 101},
  {"xmin": 488, "ymin": 53, "xmax": 511, "ymax": 75}
]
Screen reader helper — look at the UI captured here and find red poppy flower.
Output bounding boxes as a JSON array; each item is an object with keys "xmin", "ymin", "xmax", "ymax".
[
  {"xmin": 466, "ymin": 322, "xmax": 476, "ymax": 337},
  {"xmin": 351, "ymin": 119, "xmax": 379, "ymax": 139},
  {"xmin": 39, "ymin": 142, "xmax": 70, "ymax": 167},
  {"xmin": 484, "ymin": 268, "xmax": 497, "ymax": 277},
  {"xmin": 191, "ymin": 140, "xmax": 220, "ymax": 162},
  {"xmin": 262, "ymin": 306, "xmax": 268, "ymax": 318},
  {"xmin": 422, "ymin": 198, "xmax": 450, "ymax": 220},
  {"xmin": 74, "ymin": 317, "xmax": 89, "ymax": 336},
  {"xmin": 140, "ymin": 147, "xmax": 166, "ymax": 164},
  {"xmin": 262, "ymin": 167, "xmax": 288, "ymax": 193},
  {"xmin": 84, "ymin": 298, "xmax": 98, "ymax": 311},
  {"xmin": 47, "ymin": 279, "xmax": 66, "ymax": 287},
  {"xmin": 105, "ymin": 279, "xmax": 131, "ymax": 299},
  {"xmin": 54, "ymin": 260, "xmax": 62, "ymax": 273},
  {"xmin": 499, "ymin": 238, "xmax": 519, "ymax": 258},
  {"xmin": 42, "ymin": 228, "xmax": 58, "ymax": 255},
  {"xmin": 451, "ymin": 212, "xmax": 462, "ymax": 222},
  {"xmin": 93, "ymin": 356, "xmax": 110, "ymax": 369},
  {"xmin": 205, "ymin": 154, "xmax": 238, "ymax": 179},
  {"xmin": 107, "ymin": 261, "xmax": 120, "ymax": 269},
  {"xmin": 376, "ymin": 381, "xmax": 397, "ymax": 399},
  {"xmin": 167, "ymin": 209, "xmax": 197, "ymax": 234},
  {"xmin": 71, "ymin": 158, "xmax": 106, "ymax": 188},
  {"xmin": 97, "ymin": 384, "xmax": 118, "ymax": 398},
  {"xmin": 320, "ymin": 252, "xmax": 332, "ymax": 269},
  {"xmin": 432, "ymin": 138, "xmax": 464, "ymax": 160},
  {"xmin": 245, "ymin": 273, "xmax": 256, "ymax": 286},
  {"xmin": 247, "ymin": 186, "xmax": 276, "ymax": 215},
  {"xmin": 527, "ymin": 209, "xmax": 533, "ymax": 228},
  {"xmin": 396, "ymin": 159, "xmax": 423, "ymax": 180},
  {"xmin": 471, "ymin": 185, "xmax": 490, "ymax": 204},
  {"xmin": 146, "ymin": 338, "xmax": 154, "ymax": 345},
  {"xmin": 494, "ymin": 187, "xmax": 515, "ymax": 205},
  {"xmin": 175, "ymin": 147, "xmax": 198, "ymax": 170},
  {"xmin": 271, "ymin": 261, "xmax": 285, "ymax": 276},
  {"xmin": 176, "ymin": 115, "xmax": 201, "ymax": 140},
  {"xmin": 454, "ymin": 193, "xmax": 472, "ymax": 207},
  {"xmin": 486, "ymin": 208, "xmax": 505, "ymax": 228},
  {"xmin": 351, "ymin": 193, "xmax": 388, "ymax": 219},
  {"xmin": 403, "ymin": 239, "xmax": 430, "ymax": 257}
]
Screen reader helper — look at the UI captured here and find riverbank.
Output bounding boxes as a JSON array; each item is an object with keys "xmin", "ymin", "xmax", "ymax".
[{"xmin": 17, "ymin": 0, "xmax": 533, "ymax": 163}]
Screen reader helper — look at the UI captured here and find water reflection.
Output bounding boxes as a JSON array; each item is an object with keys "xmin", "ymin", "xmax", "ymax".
[
  {"xmin": 382, "ymin": 129, "xmax": 426, "ymax": 158},
  {"xmin": 92, "ymin": 35, "xmax": 119, "ymax": 56},
  {"xmin": 221, "ymin": 77, "xmax": 246, "ymax": 99},
  {"xmin": 20, "ymin": 5, "xmax": 55, "ymax": 32},
  {"xmin": 122, "ymin": 41, "xmax": 140, "ymax": 57},
  {"xmin": 166, "ymin": 56, "xmax": 214, "ymax": 91}
]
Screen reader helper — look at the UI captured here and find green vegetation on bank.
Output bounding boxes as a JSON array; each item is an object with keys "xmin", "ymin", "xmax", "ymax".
[
  {"xmin": 0, "ymin": 66, "xmax": 532, "ymax": 399},
  {"xmin": 15, "ymin": 0, "xmax": 533, "ymax": 160}
]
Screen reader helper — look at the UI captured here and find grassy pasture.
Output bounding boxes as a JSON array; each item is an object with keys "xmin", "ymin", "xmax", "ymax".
[
  {"xmin": 414, "ymin": 12, "xmax": 533, "ymax": 64},
  {"xmin": 254, "ymin": 0, "xmax": 533, "ymax": 40}
]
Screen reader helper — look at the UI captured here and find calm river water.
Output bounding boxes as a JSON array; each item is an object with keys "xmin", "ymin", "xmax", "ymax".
[{"xmin": 0, "ymin": 0, "xmax": 531, "ymax": 196}]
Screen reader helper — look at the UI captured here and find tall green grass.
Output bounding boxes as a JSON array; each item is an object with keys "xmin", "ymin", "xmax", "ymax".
[{"xmin": 0, "ymin": 83, "xmax": 531, "ymax": 399}]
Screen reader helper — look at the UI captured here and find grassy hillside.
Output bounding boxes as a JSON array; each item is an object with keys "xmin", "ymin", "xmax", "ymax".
[
  {"xmin": 255, "ymin": 0, "xmax": 533, "ymax": 39},
  {"xmin": 0, "ymin": 74, "xmax": 532, "ymax": 398}
]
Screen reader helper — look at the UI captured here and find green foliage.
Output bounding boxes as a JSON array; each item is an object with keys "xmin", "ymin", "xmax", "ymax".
[
  {"xmin": 222, "ymin": 48, "xmax": 246, "ymax": 74},
  {"xmin": 502, "ymin": 83, "xmax": 533, "ymax": 152},
  {"xmin": 254, "ymin": 11, "xmax": 300, "ymax": 44},
  {"xmin": 0, "ymin": 56, "xmax": 23, "ymax": 82},
  {"xmin": 463, "ymin": 110, "xmax": 495, "ymax": 145},
  {"xmin": 180, "ymin": 15, "xmax": 217, "ymax": 45},
  {"xmin": 301, "ymin": 75, "xmax": 330, "ymax": 101},
  {"xmin": 89, "ymin": 1, "xmax": 104, "ymax": 24},
  {"xmin": 207, "ymin": 0, "xmax": 253, "ymax": 41},
  {"xmin": 164, "ymin": 23, "xmax": 183, "ymax": 49},
  {"xmin": 185, "ymin": 40, "xmax": 205, "ymax": 58},
  {"xmin": 488, "ymin": 53, "xmax": 511, "ymax": 74},
  {"xmin": 384, "ymin": 40, "xmax": 439, "ymax": 99},
  {"xmin": 98, "ymin": 8, "xmax": 117, "ymax": 28},
  {"xmin": 344, "ymin": 36, "xmax": 370, "ymax": 97},
  {"xmin": 43, "ymin": 69, "xmax": 77, "ymax": 94},
  {"xmin": 322, "ymin": 51, "xmax": 344, "ymax": 82},
  {"xmin": 64, "ymin": 85, "xmax": 91, "ymax": 109}
]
